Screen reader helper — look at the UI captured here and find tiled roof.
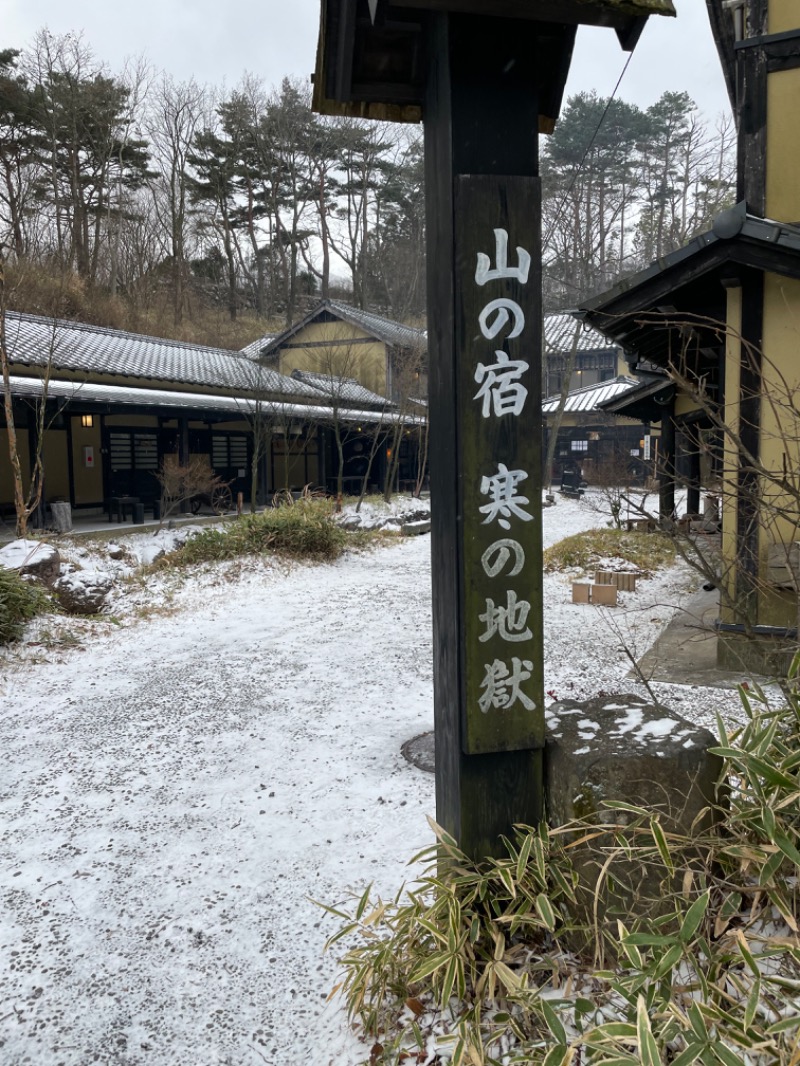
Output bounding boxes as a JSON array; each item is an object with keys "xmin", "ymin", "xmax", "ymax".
[
  {"xmin": 290, "ymin": 369, "xmax": 391, "ymax": 409},
  {"xmin": 2, "ymin": 312, "xmax": 316, "ymax": 398},
  {"xmin": 240, "ymin": 334, "xmax": 278, "ymax": 359},
  {"xmin": 326, "ymin": 300, "xmax": 425, "ymax": 349},
  {"xmin": 544, "ymin": 311, "xmax": 619, "ymax": 354},
  {"xmin": 542, "ymin": 375, "xmax": 639, "ymax": 415},
  {"xmin": 259, "ymin": 299, "xmax": 425, "ymax": 358}
]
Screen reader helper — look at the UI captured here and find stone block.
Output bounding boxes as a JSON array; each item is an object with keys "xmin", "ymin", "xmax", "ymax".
[
  {"xmin": 545, "ymin": 694, "xmax": 722, "ymax": 954},
  {"xmin": 614, "ymin": 572, "xmax": 637, "ymax": 592},
  {"xmin": 596, "ymin": 571, "xmax": 636, "ymax": 591},
  {"xmin": 54, "ymin": 570, "xmax": 113, "ymax": 615},
  {"xmin": 50, "ymin": 501, "xmax": 72, "ymax": 533},
  {"xmin": 591, "ymin": 582, "xmax": 617, "ymax": 606},
  {"xmin": 571, "ymin": 581, "xmax": 591, "ymax": 604},
  {"xmin": 0, "ymin": 539, "xmax": 60, "ymax": 587}
]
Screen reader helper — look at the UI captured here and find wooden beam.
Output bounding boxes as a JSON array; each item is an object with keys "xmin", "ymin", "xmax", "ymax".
[
  {"xmin": 705, "ymin": 0, "xmax": 737, "ymax": 113},
  {"xmin": 398, "ymin": 0, "xmax": 672, "ymax": 26}
]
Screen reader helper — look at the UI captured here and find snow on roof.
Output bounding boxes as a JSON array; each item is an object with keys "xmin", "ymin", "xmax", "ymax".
[
  {"xmin": 544, "ymin": 311, "xmax": 619, "ymax": 354},
  {"xmin": 259, "ymin": 299, "xmax": 425, "ymax": 358},
  {"xmin": 326, "ymin": 300, "xmax": 425, "ymax": 350},
  {"xmin": 542, "ymin": 375, "xmax": 639, "ymax": 414},
  {"xmin": 240, "ymin": 334, "xmax": 278, "ymax": 359},
  {"xmin": 290, "ymin": 369, "xmax": 391, "ymax": 409},
  {"xmin": 2, "ymin": 311, "xmax": 315, "ymax": 398}
]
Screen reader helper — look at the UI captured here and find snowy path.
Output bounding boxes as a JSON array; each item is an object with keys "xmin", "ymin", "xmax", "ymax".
[
  {"xmin": 1, "ymin": 543, "xmax": 436, "ymax": 1065},
  {"xmin": 0, "ymin": 500, "xmax": 745, "ymax": 1065}
]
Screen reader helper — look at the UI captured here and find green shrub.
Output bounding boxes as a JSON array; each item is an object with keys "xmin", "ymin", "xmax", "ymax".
[
  {"xmin": 0, "ymin": 567, "xmax": 50, "ymax": 643},
  {"xmin": 324, "ymin": 679, "xmax": 800, "ymax": 1065},
  {"xmin": 163, "ymin": 496, "xmax": 348, "ymax": 567},
  {"xmin": 544, "ymin": 527, "xmax": 675, "ymax": 574}
]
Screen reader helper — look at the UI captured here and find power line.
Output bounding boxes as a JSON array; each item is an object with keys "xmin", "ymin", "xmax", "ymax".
[{"xmin": 543, "ymin": 52, "xmax": 635, "ymax": 250}]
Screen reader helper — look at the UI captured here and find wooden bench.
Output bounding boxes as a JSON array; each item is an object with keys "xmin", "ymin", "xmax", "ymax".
[
  {"xmin": 107, "ymin": 497, "xmax": 161, "ymax": 523},
  {"xmin": 107, "ymin": 496, "xmax": 140, "ymax": 523}
]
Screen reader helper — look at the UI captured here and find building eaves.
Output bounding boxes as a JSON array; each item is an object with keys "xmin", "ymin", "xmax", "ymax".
[
  {"xmin": 542, "ymin": 375, "xmax": 639, "ymax": 415},
  {"xmin": 544, "ymin": 310, "xmax": 619, "ymax": 353},
  {"xmin": 259, "ymin": 299, "xmax": 425, "ymax": 358},
  {"xmin": 596, "ymin": 374, "xmax": 673, "ymax": 417},
  {"xmin": 240, "ymin": 334, "xmax": 279, "ymax": 360},
  {"xmin": 579, "ymin": 204, "xmax": 800, "ymax": 340},
  {"xmin": 7, "ymin": 375, "xmax": 418, "ymax": 427},
  {"xmin": 290, "ymin": 369, "xmax": 392, "ymax": 409},
  {"xmin": 2, "ymin": 311, "xmax": 316, "ymax": 399},
  {"xmin": 326, "ymin": 300, "xmax": 425, "ymax": 350}
]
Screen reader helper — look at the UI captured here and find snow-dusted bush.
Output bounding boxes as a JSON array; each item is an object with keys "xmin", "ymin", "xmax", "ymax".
[
  {"xmin": 0, "ymin": 566, "xmax": 50, "ymax": 643},
  {"xmin": 155, "ymin": 496, "xmax": 350, "ymax": 567}
]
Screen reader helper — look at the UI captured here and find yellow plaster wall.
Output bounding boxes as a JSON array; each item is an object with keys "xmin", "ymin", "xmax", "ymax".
[
  {"xmin": 71, "ymin": 416, "xmax": 104, "ymax": 504},
  {"xmin": 770, "ymin": 0, "xmax": 798, "ymax": 34},
  {"xmin": 277, "ymin": 321, "xmax": 388, "ymax": 396},
  {"xmin": 41, "ymin": 431, "xmax": 70, "ymax": 500},
  {"xmin": 720, "ymin": 287, "xmax": 742, "ymax": 624},
  {"xmin": 758, "ymin": 276, "xmax": 800, "ymax": 615},
  {"xmin": 0, "ymin": 430, "xmax": 30, "ymax": 503},
  {"xmin": 674, "ymin": 393, "xmax": 703, "ymax": 418},
  {"xmin": 766, "ymin": 68, "xmax": 800, "ymax": 224}
]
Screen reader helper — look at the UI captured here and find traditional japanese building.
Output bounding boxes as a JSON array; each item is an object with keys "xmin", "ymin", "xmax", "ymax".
[
  {"xmin": 249, "ymin": 298, "xmax": 427, "ymax": 406},
  {"xmin": 0, "ymin": 310, "xmax": 406, "ymax": 525},
  {"xmin": 580, "ymin": 0, "xmax": 800, "ymax": 673},
  {"xmin": 543, "ymin": 375, "xmax": 652, "ymax": 484}
]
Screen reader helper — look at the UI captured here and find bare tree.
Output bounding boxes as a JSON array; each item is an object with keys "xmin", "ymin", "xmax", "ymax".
[
  {"xmin": 145, "ymin": 74, "xmax": 208, "ymax": 326},
  {"xmin": 0, "ymin": 253, "xmax": 64, "ymax": 536},
  {"xmin": 155, "ymin": 453, "xmax": 228, "ymax": 525}
]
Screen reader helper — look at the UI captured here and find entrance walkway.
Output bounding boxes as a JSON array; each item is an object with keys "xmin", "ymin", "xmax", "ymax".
[
  {"xmin": 0, "ymin": 509, "xmax": 231, "ymax": 546},
  {"xmin": 635, "ymin": 585, "xmax": 761, "ymax": 689}
]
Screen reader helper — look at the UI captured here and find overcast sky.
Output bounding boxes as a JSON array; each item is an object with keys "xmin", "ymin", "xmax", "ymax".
[{"xmin": 5, "ymin": 1, "xmax": 730, "ymax": 121}]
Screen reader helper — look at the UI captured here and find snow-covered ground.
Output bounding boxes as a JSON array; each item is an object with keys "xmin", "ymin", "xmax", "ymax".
[{"xmin": 0, "ymin": 496, "xmax": 746, "ymax": 1065}]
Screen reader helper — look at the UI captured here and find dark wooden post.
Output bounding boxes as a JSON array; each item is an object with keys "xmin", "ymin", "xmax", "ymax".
[
  {"xmin": 686, "ymin": 426, "xmax": 701, "ymax": 516},
  {"xmin": 178, "ymin": 417, "xmax": 190, "ymax": 465},
  {"xmin": 658, "ymin": 407, "xmax": 676, "ymax": 522},
  {"xmin": 426, "ymin": 12, "xmax": 545, "ymax": 860},
  {"xmin": 311, "ymin": 0, "xmax": 670, "ymax": 863}
]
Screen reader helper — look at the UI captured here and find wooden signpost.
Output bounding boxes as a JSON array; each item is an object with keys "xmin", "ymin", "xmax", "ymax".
[{"xmin": 313, "ymin": 0, "xmax": 674, "ymax": 860}]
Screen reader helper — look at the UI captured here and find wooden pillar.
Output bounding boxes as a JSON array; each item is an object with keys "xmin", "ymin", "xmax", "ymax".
[
  {"xmin": 686, "ymin": 427, "xmax": 701, "ymax": 516},
  {"xmin": 736, "ymin": 269, "xmax": 764, "ymax": 622},
  {"xmin": 736, "ymin": 0, "xmax": 769, "ymax": 215},
  {"xmin": 425, "ymin": 12, "xmax": 544, "ymax": 861},
  {"xmin": 178, "ymin": 417, "xmax": 190, "ymax": 464},
  {"xmin": 658, "ymin": 409, "xmax": 676, "ymax": 521}
]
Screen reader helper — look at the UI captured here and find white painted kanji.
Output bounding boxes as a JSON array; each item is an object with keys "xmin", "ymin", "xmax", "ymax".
[
  {"xmin": 478, "ymin": 298, "xmax": 525, "ymax": 340},
  {"xmin": 479, "ymin": 463, "xmax": 533, "ymax": 530},
  {"xmin": 478, "ymin": 657, "xmax": 536, "ymax": 714},
  {"xmin": 478, "ymin": 590, "xmax": 532, "ymax": 643},
  {"xmin": 475, "ymin": 229, "xmax": 531, "ymax": 287},
  {"xmin": 474, "ymin": 351, "xmax": 529, "ymax": 418},
  {"xmin": 480, "ymin": 539, "xmax": 526, "ymax": 578}
]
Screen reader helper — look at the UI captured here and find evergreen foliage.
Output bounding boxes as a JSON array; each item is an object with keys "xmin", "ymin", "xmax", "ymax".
[
  {"xmin": 0, "ymin": 29, "xmax": 734, "ymax": 343},
  {"xmin": 0, "ymin": 565, "xmax": 49, "ymax": 643}
]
